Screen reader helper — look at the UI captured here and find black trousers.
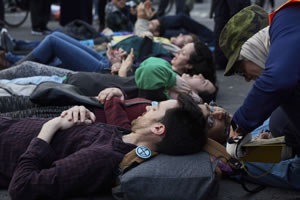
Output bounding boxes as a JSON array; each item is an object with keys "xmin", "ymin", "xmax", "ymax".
[
  {"xmin": 270, "ymin": 107, "xmax": 300, "ymax": 156},
  {"xmin": 0, "ymin": 0, "xmax": 4, "ymax": 22},
  {"xmin": 212, "ymin": 0, "xmax": 250, "ymax": 69},
  {"xmin": 60, "ymin": 0, "xmax": 93, "ymax": 26},
  {"xmin": 29, "ymin": 0, "xmax": 51, "ymax": 30}
]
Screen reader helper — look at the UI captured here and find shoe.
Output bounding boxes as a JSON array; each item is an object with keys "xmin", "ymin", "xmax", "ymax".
[
  {"xmin": 31, "ymin": 28, "xmax": 44, "ymax": 36},
  {"xmin": 1, "ymin": 28, "xmax": 16, "ymax": 52},
  {"xmin": 42, "ymin": 27, "xmax": 52, "ymax": 35}
]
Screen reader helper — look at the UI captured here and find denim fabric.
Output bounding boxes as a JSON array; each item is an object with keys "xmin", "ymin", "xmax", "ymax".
[
  {"xmin": 245, "ymin": 157, "xmax": 300, "ymax": 189},
  {"xmin": 244, "ymin": 119, "xmax": 300, "ymax": 189},
  {"xmin": 16, "ymin": 40, "xmax": 41, "ymax": 50},
  {"xmin": 32, "ymin": 32, "xmax": 111, "ymax": 72}
]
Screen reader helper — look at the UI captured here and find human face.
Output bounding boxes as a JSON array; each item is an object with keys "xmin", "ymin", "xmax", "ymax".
[
  {"xmin": 131, "ymin": 100, "xmax": 178, "ymax": 132},
  {"xmin": 148, "ymin": 19, "xmax": 160, "ymax": 36},
  {"xmin": 170, "ymin": 34, "xmax": 194, "ymax": 48},
  {"xmin": 171, "ymin": 43, "xmax": 195, "ymax": 74},
  {"xmin": 235, "ymin": 59, "xmax": 264, "ymax": 82},
  {"xmin": 112, "ymin": 0, "xmax": 126, "ymax": 9},
  {"xmin": 198, "ymin": 103, "xmax": 232, "ymax": 144},
  {"xmin": 181, "ymin": 73, "xmax": 216, "ymax": 94}
]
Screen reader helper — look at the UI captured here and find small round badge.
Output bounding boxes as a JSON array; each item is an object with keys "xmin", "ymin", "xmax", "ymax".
[{"xmin": 136, "ymin": 146, "xmax": 151, "ymax": 159}]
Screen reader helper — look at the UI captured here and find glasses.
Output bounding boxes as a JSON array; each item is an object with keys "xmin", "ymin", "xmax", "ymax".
[
  {"xmin": 205, "ymin": 101, "xmax": 231, "ymax": 138},
  {"xmin": 205, "ymin": 102, "xmax": 216, "ymax": 129}
]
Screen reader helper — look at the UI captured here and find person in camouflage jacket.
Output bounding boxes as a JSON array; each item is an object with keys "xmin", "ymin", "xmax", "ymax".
[{"xmin": 105, "ymin": 0, "xmax": 137, "ymax": 32}]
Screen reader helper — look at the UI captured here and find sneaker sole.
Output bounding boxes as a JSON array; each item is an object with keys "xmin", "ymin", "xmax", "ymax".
[{"xmin": 31, "ymin": 30, "xmax": 44, "ymax": 36}]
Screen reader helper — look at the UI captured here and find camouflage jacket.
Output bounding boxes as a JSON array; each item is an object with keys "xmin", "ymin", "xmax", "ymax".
[{"xmin": 105, "ymin": 2, "xmax": 135, "ymax": 32}]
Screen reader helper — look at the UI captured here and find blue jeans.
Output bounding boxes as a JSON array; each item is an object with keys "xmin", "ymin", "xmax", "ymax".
[
  {"xmin": 161, "ymin": 13, "xmax": 215, "ymax": 46},
  {"xmin": 245, "ymin": 157, "xmax": 300, "ymax": 189},
  {"xmin": 32, "ymin": 32, "xmax": 111, "ymax": 72}
]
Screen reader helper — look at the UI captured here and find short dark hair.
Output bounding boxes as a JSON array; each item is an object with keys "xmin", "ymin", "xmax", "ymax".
[
  {"xmin": 198, "ymin": 85, "xmax": 218, "ymax": 103},
  {"xmin": 157, "ymin": 18, "xmax": 165, "ymax": 36},
  {"xmin": 186, "ymin": 41, "xmax": 216, "ymax": 85},
  {"xmin": 188, "ymin": 33, "xmax": 199, "ymax": 43},
  {"xmin": 156, "ymin": 93, "xmax": 208, "ymax": 155}
]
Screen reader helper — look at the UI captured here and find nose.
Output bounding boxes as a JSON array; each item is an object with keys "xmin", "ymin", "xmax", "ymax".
[
  {"xmin": 197, "ymin": 74, "xmax": 204, "ymax": 79},
  {"xmin": 212, "ymin": 110, "xmax": 225, "ymax": 120}
]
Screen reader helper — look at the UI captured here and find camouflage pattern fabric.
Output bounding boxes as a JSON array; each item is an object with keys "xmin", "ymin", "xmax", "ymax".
[
  {"xmin": 105, "ymin": 3, "xmax": 134, "ymax": 32},
  {"xmin": 219, "ymin": 5, "xmax": 269, "ymax": 76}
]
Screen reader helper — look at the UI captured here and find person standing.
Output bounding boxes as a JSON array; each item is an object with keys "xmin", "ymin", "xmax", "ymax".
[
  {"xmin": 30, "ymin": 0, "xmax": 51, "ymax": 35},
  {"xmin": 211, "ymin": 0, "xmax": 250, "ymax": 69},
  {"xmin": 60, "ymin": 0, "xmax": 93, "ymax": 26},
  {"xmin": 220, "ymin": 2, "xmax": 300, "ymax": 155},
  {"xmin": 0, "ymin": 0, "xmax": 4, "ymax": 29}
]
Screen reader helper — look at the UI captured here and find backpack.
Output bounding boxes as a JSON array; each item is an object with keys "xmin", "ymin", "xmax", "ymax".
[
  {"xmin": 113, "ymin": 148, "xmax": 218, "ymax": 200},
  {"xmin": 112, "ymin": 138, "xmax": 266, "ymax": 200},
  {"xmin": 61, "ymin": 20, "xmax": 100, "ymax": 40}
]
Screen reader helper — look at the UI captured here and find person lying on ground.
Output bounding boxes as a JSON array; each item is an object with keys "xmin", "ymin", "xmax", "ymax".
[
  {"xmin": 0, "ymin": 39, "xmax": 217, "ymax": 102},
  {"xmin": 0, "ymin": 93, "xmax": 207, "ymax": 199},
  {"xmin": 10, "ymin": 32, "xmax": 214, "ymax": 79},
  {"xmin": 134, "ymin": 0, "xmax": 214, "ymax": 46},
  {"xmin": 198, "ymin": 101, "xmax": 300, "ymax": 190}
]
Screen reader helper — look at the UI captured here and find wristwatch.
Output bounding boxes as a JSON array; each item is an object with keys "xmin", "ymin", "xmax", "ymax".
[{"xmin": 231, "ymin": 120, "xmax": 247, "ymax": 136}]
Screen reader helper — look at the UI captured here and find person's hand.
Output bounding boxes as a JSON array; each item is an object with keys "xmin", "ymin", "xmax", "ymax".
[
  {"xmin": 107, "ymin": 45, "xmax": 128, "ymax": 65},
  {"xmin": 96, "ymin": 87, "xmax": 125, "ymax": 104},
  {"xmin": 173, "ymin": 75, "xmax": 193, "ymax": 94},
  {"xmin": 252, "ymin": 131, "xmax": 271, "ymax": 141},
  {"xmin": 59, "ymin": 106, "xmax": 96, "ymax": 130},
  {"xmin": 189, "ymin": 90, "xmax": 202, "ymax": 104},
  {"xmin": 106, "ymin": 44, "xmax": 118, "ymax": 64},
  {"xmin": 102, "ymin": 27, "xmax": 113, "ymax": 36},
  {"xmin": 137, "ymin": 2, "xmax": 146, "ymax": 19},
  {"xmin": 37, "ymin": 106, "xmax": 96, "ymax": 143},
  {"xmin": 137, "ymin": 0, "xmax": 155, "ymax": 20},
  {"xmin": 116, "ymin": 48, "xmax": 128, "ymax": 61},
  {"xmin": 111, "ymin": 62, "xmax": 122, "ymax": 75},
  {"xmin": 170, "ymin": 75, "xmax": 203, "ymax": 103},
  {"xmin": 119, "ymin": 48, "xmax": 134, "ymax": 77},
  {"xmin": 144, "ymin": 0, "xmax": 156, "ymax": 19}
]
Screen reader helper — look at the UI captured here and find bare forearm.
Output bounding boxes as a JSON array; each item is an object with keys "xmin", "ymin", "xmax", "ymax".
[{"xmin": 37, "ymin": 117, "xmax": 61, "ymax": 143}]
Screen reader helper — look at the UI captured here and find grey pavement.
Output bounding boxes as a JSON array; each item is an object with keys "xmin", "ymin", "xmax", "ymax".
[{"xmin": 1, "ymin": 0, "xmax": 300, "ymax": 199}]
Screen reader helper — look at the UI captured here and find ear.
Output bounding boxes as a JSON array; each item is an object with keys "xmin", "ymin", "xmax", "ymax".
[{"xmin": 151, "ymin": 123, "xmax": 166, "ymax": 136}]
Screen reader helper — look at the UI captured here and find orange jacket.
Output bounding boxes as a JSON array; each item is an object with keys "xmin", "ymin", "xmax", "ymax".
[{"xmin": 269, "ymin": 0, "xmax": 300, "ymax": 24}]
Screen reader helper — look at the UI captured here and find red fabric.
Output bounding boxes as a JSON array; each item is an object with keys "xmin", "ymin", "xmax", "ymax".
[{"xmin": 94, "ymin": 97, "xmax": 151, "ymax": 129}]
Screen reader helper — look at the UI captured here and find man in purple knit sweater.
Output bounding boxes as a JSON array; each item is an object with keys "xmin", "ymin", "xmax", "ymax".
[{"xmin": 0, "ymin": 93, "xmax": 207, "ymax": 200}]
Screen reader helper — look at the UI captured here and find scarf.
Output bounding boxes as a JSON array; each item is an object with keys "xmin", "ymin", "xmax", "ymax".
[{"xmin": 240, "ymin": 26, "xmax": 270, "ymax": 69}]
